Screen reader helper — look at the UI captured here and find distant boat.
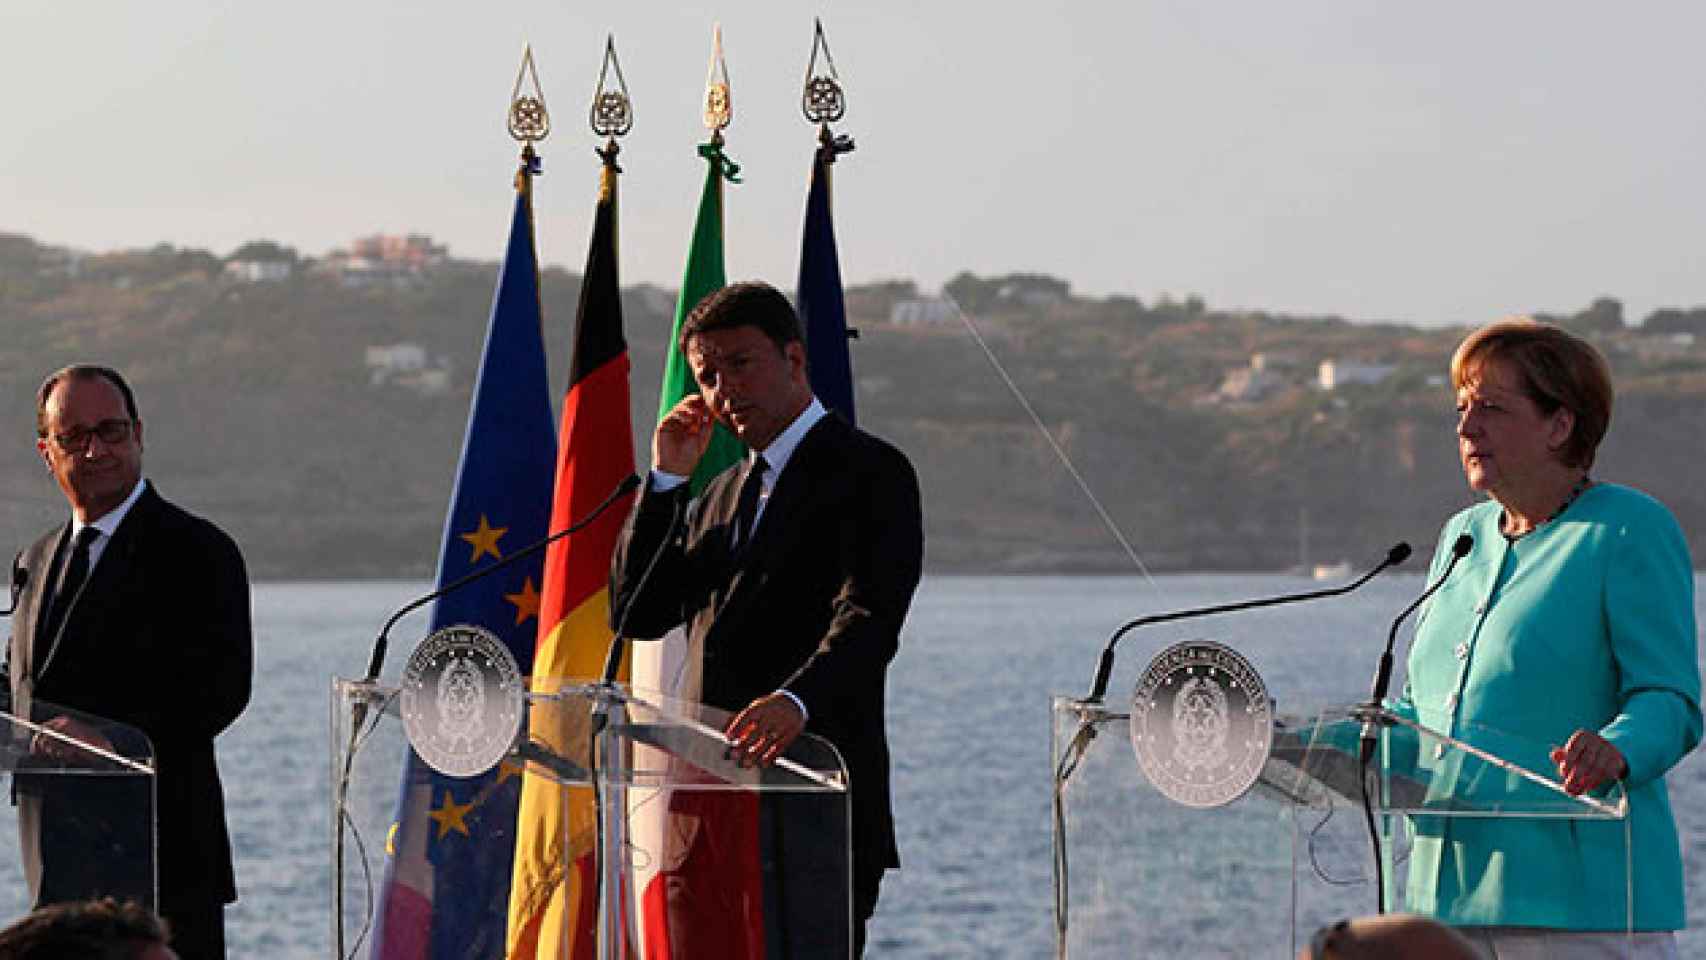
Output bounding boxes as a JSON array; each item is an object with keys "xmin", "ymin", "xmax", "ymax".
[
  {"xmin": 1292, "ymin": 507, "xmax": 1352, "ymax": 579},
  {"xmin": 1312, "ymin": 560, "xmax": 1354, "ymax": 581}
]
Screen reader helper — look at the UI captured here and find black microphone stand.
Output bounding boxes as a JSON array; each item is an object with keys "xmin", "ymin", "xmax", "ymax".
[
  {"xmin": 1357, "ymin": 533, "xmax": 1473, "ymax": 915},
  {"xmin": 586, "ymin": 481, "xmax": 689, "ymax": 948}
]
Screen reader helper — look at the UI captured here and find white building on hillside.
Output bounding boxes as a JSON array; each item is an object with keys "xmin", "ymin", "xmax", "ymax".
[{"xmin": 1318, "ymin": 358, "xmax": 1395, "ymax": 391}]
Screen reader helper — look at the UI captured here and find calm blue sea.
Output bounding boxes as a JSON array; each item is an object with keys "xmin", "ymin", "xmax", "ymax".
[{"xmin": 6, "ymin": 574, "xmax": 1706, "ymax": 957}]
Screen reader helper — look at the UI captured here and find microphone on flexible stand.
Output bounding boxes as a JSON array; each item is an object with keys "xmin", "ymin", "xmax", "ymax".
[
  {"xmin": 357, "ymin": 473, "xmax": 641, "ymax": 689},
  {"xmin": 1358, "ymin": 534, "xmax": 1474, "ymax": 762},
  {"xmin": 584, "ymin": 480, "xmax": 690, "ymax": 943},
  {"xmin": 335, "ymin": 473, "xmax": 641, "ymax": 956},
  {"xmin": 1084, "ymin": 542, "xmax": 1412, "ymax": 703},
  {"xmin": 1355, "ymin": 532, "xmax": 1472, "ymax": 917},
  {"xmin": 344, "ymin": 473, "xmax": 640, "ymax": 744},
  {"xmin": 600, "ymin": 487, "xmax": 687, "ymax": 687}
]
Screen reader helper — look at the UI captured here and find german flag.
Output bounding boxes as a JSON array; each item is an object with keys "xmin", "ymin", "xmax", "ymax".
[{"xmin": 506, "ymin": 150, "xmax": 634, "ymax": 958}]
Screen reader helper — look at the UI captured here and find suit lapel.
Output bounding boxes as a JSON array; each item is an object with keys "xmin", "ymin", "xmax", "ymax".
[
  {"xmin": 15, "ymin": 527, "xmax": 66, "ymax": 698},
  {"xmin": 35, "ymin": 487, "xmax": 157, "ymax": 687},
  {"xmin": 711, "ymin": 417, "xmax": 845, "ymax": 630}
]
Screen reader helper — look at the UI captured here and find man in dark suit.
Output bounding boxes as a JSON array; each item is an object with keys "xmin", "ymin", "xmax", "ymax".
[
  {"xmin": 612, "ymin": 282, "xmax": 923, "ymax": 955},
  {"xmin": 1, "ymin": 365, "xmax": 251, "ymax": 960}
]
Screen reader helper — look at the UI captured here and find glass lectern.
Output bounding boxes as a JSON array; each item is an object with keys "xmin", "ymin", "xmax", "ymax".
[
  {"xmin": 0, "ymin": 700, "xmax": 156, "ymax": 922},
  {"xmin": 333, "ymin": 678, "xmax": 851, "ymax": 959},
  {"xmin": 1050, "ymin": 698, "xmax": 1629, "ymax": 958}
]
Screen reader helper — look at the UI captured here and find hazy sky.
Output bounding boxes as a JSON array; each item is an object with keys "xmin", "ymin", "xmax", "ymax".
[{"xmin": 5, "ymin": 2, "xmax": 1706, "ymax": 326}]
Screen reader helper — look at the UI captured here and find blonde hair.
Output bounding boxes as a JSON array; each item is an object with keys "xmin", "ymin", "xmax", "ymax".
[{"xmin": 1451, "ymin": 317, "xmax": 1613, "ymax": 469}]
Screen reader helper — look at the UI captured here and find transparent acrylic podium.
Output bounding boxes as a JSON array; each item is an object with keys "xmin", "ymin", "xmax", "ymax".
[
  {"xmin": 1050, "ymin": 698, "xmax": 1630, "ymax": 958},
  {"xmin": 333, "ymin": 678, "xmax": 851, "ymax": 959},
  {"xmin": 0, "ymin": 701, "xmax": 157, "ymax": 921}
]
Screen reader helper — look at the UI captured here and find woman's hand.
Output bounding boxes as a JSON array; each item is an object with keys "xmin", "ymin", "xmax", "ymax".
[{"xmin": 1550, "ymin": 729, "xmax": 1627, "ymax": 796}]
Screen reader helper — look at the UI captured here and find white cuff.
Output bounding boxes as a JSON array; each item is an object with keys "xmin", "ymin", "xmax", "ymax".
[{"xmin": 649, "ymin": 469, "xmax": 688, "ymax": 492}]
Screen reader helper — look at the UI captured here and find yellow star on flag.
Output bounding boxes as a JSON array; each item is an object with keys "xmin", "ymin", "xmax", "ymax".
[
  {"xmin": 460, "ymin": 515, "xmax": 508, "ymax": 563},
  {"xmin": 427, "ymin": 789, "xmax": 476, "ymax": 840},
  {"xmin": 506, "ymin": 576, "xmax": 541, "ymax": 625},
  {"xmin": 495, "ymin": 757, "xmax": 525, "ymax": 787}
]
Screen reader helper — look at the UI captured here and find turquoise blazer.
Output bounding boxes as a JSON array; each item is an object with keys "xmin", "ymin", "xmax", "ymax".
[{"xmin": 1397, "ymin": 483, "xmax": 1701, "ymax": 930}]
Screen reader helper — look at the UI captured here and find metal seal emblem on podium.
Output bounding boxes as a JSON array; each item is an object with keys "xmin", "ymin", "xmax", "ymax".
[
  {"xmin": 400, "ymin": 624, "xmax": 525, "ymax": 777},
  {"xmin": 1130, "ymin": 640, "xmax": 1273, "ymax": 808}
]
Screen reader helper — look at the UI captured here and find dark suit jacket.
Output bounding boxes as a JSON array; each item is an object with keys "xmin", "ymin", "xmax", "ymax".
[
  {"xmin": 611, "ymin": 413, "xmax": 923, "ymax": 877},
  {"xmin": 2, "ymin": 481, "xmax": 252, "ymax": 914}
]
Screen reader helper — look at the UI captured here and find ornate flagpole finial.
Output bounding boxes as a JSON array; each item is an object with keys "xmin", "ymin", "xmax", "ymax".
[
  {"xmin": 803, "ymin": 19, "xmax": 854, "ymax": 160},
  {"xmin": 703, "ymin": 24, "xmax": 733, "ymax": 141},
  {"xmin": 802, "ymin": 18, "xmax": 846, "ymax": 128},
  {"xmin": 591, "ymin": 35, "xmax": 632, "ymax": 165},
  {"xmin": 509, "ymin": 44, "xmax": 550, "ymax": 176}
]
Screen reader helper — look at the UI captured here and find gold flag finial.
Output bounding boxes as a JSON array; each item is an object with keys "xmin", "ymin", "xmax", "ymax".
[
  {"xmin": 590, "ymin": 35, "xmax": 633, "ymax": 141},
  {"xmin": 703, "ymin": 24, "xmax": 733, "ymax": 136},
  {"xmin": 802, "ymin": 18, "xmax": 845, "ymax": 126},
  {"xmin": 508, "ymin": 44, "xmax": 551, "ymax": 144}
]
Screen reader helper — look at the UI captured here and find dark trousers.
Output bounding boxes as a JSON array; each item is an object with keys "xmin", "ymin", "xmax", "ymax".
[
  {"xmin": 853, "ymin": 867, "xmax": 883, "ymax": 958},
  {"xmin": 162, "ymin": 900, "xmax": 225, "ymax": 960}
]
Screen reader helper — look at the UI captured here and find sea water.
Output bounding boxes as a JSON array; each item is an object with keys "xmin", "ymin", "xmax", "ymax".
[{"xmin": 6, "ymin": 574, "xmax": 1706, "ymax": 957}]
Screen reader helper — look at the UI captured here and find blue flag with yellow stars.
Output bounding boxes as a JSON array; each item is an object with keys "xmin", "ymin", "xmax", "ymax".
[{"xmin": 371, "ymin": 156, "xmax": 556, "ymax": 959}]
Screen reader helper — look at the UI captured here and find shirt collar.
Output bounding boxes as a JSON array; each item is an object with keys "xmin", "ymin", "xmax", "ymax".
[
  {"xmin": 753, "ymin": 397, "xmax": 826, "ymax": 478},
  {"xmin": 73, "ymin": 477, "xmax": 147, "ymax": 542}
]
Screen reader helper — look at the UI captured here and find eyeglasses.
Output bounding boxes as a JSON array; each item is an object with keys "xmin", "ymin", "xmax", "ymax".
[{"xmin": 48, "ymin": 419, "xmax": 134, "ymax": 453}]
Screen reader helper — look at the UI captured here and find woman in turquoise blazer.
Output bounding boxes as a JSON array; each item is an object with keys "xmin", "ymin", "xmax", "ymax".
[{"xmin": 1399, "ymin": 319, "xmax": 1701, "ymax": 957}]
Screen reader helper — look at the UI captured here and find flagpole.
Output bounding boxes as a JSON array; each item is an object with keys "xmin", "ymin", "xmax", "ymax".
[
  {"xmin": 582, "ymin": 34, "xmax": 639, "ymax": 960},
  {"xmin": 797, "ymin": 18, "xmax": 860, "ymax": 423},
  {"xmin": 358, "ymin": 42, "xmax": 559, "ymax": 960}
]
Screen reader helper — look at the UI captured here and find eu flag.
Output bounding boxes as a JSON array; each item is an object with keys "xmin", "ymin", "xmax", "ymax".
[{"xmin": 371, "ymin": 159, "xmax": 557, "ymax": 959}]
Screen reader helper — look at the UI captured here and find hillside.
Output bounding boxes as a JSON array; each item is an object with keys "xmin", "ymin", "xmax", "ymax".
[{"xmin": 4, "ymin": 234, "xmax": 1706, "ymax": 577}]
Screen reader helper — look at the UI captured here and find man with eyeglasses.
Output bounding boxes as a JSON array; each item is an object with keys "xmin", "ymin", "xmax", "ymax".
[{"xmin": 1, "ymin": 365, "xmax": 251, "ymax": 960}]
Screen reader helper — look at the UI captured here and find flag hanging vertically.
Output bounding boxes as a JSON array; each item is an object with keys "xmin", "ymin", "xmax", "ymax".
[
  {"xmin": 653, "ymin": 139, "xmax": 747, "ymax": 495},
  {"xmin": 795, "ymin": 132, "xmax": 858, "ymax": 426},
  {"xmin": 371, "ymin": 151, "xmax": 558, "ymax": 960},
  {"xmin": 631, "ymin": 136, "xmax": 744, "ymax": 709},
  {"xmin": 630, "ymin": 135, "xmax": 763, "ymax": 958},
  {"xmin": 506, "ymin": 145, "xmax": 636, "ymax": 959}
]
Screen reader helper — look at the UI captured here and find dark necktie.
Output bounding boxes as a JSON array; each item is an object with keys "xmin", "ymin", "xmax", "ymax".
[
  {"xmin": 730, "ymin": 455, "xmax": 769, "ymax": 556},
  {"xmin": 42, "ymin": 527, "xmax": 99, "ymax": 642}
]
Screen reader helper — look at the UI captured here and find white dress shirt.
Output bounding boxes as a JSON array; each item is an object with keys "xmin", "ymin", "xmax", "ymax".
[{"xmin": 67, "ymin": 477, "xmax": 147, "ymax": 576}]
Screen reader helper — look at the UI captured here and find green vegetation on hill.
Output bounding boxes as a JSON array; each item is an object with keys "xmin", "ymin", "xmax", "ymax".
[{"xmin": 4, "ymin": 233, "xmax": 1705, "ymax": 577}]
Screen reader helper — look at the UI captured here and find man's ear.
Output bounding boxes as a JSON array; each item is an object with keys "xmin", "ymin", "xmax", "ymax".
[{"xmin": 784, "ymin": 340, "xmax": 808, "ymax": 383}]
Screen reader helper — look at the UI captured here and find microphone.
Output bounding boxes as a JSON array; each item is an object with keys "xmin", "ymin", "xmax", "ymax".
[
  {"xmin": 335, "ymin": 475, "xmax": 637, "ymax": 960},
  {"xmin": 334, "ymin": 476, "xmax": 635, "ymax": 960},
  {"xmin": 0, "ymin": 565, "xmax": 26, "ymax": 616},
  {"xmin": 600, "ymin": 484, "xmax": 689, "ymax": 686},
  {"xmin": 1085, "ymin": 542, "xmax": 1411, "ymax": 702},
  {"xmin": 1359, "ymin": 533, "xmax": 1473, "ymax": 761},
  {"xmin": 359, "ymin": 473, "xmax": 641, "ymax": 687}
]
